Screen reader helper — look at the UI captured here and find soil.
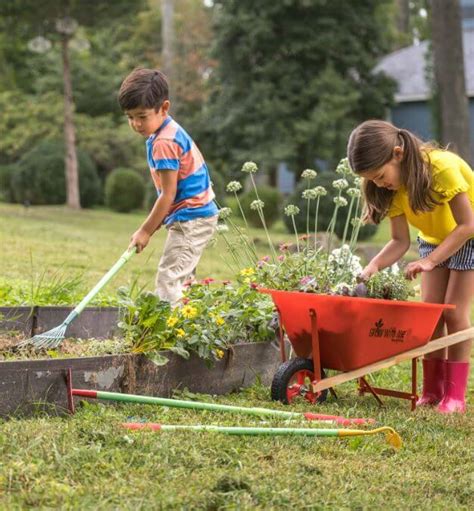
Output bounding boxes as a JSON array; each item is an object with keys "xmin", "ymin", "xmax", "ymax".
[{"xmin": 0, "ymin": 332, "xmax": 130, "ymax": 361}]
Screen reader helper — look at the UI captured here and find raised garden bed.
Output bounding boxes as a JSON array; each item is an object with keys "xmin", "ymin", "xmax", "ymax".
[{"xmin": 0, "ymin": 341, "xmax": 281, "ymax": 418}]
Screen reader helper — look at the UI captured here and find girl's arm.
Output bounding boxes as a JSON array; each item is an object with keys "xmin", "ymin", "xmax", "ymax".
[
  {"xmin": 360, "ymin": 214, "xmax": 411, "ymax": 280},
  {"xmin": 405, "ymin": 192, "xmax": 474, "ymax": 279},
  {"xmin": 129, "ymin": 170, "xmax": 178, "ymax": 253}
]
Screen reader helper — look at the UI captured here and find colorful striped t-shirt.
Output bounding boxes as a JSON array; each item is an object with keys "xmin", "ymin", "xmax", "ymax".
[{"xmin": 146, "ymin": 116, "xmax": 217, "ymax": 225}]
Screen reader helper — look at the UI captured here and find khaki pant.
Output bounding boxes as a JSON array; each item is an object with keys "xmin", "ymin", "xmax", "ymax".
[{"xmin": 156, "ymin": 216, "xmax": 218, "ymax": 306}]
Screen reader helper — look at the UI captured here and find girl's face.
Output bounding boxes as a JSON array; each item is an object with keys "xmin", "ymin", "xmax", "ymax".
[{"xmin": 360, "ymin": 147, "xmax": 403, "ymax": 191}]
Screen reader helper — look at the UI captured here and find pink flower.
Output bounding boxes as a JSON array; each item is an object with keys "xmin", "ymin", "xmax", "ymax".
[
  {"xmin": 181, "ymin": 297, "xmax": 190, "ymax": 305},
  {"xmin": 200, "ymin": 277, "xmax": 215, "ymax": 285},
  {"xmin": 250, "ymin": 282, "xmax": 259, "ymax": 289},
  {"xmin": 278, "ymin": 255, "xmax": 285, "ymax": 261},
  {"xmin": 279, "ymin": 243, "xmax": 290, "ymax": 252},
  {"xmin": 222, "ymin": 280, "xmax": 231, "ymax": 286}
]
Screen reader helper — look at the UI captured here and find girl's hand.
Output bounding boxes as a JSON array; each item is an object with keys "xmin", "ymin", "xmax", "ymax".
[
  {"xmin": 129, "ymin": 228, "xmax": 150, "ymax": 253},
  {"xmin": 404, "ymin": 258, "xmax": 436, "ymax": 280},
  {"xmin": 358, "ymin": 263, "xmax": 378, "ymax": 282}
]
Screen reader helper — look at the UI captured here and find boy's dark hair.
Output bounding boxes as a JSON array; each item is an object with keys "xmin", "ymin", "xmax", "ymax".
[{"xmin": 118, "ymin": 68, "xmax": 169, "ymax": 111}]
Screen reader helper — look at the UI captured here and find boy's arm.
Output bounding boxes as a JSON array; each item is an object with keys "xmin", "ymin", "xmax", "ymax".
[
  {"xmin": 129, "ymin": 170, "xmax": 178, "ymax": 252},
  {"xmin": 360, "ymin": 214, "xmax": 411, "ymax": 280},
  {"xmin": 405, "ymin": 192, "xmax": 474, "ymax": 279}
]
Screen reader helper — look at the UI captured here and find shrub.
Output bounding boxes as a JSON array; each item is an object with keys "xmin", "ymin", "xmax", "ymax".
[
  {"xmin": 0, "ymin": 164, "xmax": 16, "ymax": 202},
  {"xmin": 283, "ymin": 172, "xmax": 378, "ymax": 241},
  {"xmin": 240, "ymin": 185, "xmax": 282, "ymax": 228},
  {"xmin": 105, "ymin": 168, "xmax": 145, "ymax": 213},
  {"xmin": 10, "ymin": 140, "xmax": 101, "ymax": 207}
]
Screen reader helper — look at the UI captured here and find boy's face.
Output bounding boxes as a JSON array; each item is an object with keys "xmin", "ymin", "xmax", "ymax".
[{"xmin": 125, "ymin": 101, "xmax": 170, "ymax": 137}]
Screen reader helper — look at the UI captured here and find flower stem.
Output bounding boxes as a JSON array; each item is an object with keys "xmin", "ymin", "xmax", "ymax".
[
  {"xmin": 314, "ymin": 197, "xmax": 320, "ymax": 252},
  {"xmin": 291, "ymin": 216, "xmax": 300, "ymax": 253},
  {"xmin": 341, "ymin": 196, "xmax": 355, "ymax": 246}
]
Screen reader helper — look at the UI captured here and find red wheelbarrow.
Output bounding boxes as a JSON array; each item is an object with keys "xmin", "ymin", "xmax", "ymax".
[{"xmin": 262, "ymin": 290, "xmax": 474, "ymax": 410}]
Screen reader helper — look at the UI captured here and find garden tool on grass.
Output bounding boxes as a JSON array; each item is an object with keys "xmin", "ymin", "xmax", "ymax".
[
  {"xmin": 123, "ymin": 422, "xmax": 402, "ymax": 449},
  {"xmin": 18, "ymin": 247, "xmax": 137, "ymax": 350},
  {"xmin": 72, "ymin": 388, "xmax": 375, "ymax": 426}
]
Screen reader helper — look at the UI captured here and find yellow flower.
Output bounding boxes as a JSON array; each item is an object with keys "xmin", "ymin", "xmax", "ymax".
[
  {"xmin": 181, "ymin": 305, "xmax": 198, "ymax": 319},
  {"xmin": 176, "ymin": 328, "xmax": 185, "ymax": 338},
  {"xmin": 216, "ymin": 349, "xmax": 225, "ymax": 359},
  {"xmin": 240, "ymin": 267, "xmax": 255, "ymax": 277},
  {"xmin": 166, "ymin": 316, "xmax": 178, "ymax": 328},
  {"xmin": 215, "ymin": 316, "xmax": 225, "ymax": 326}
]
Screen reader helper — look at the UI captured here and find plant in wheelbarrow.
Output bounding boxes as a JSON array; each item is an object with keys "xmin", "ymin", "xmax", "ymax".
[{"xmin": 216, "ymin": 159, "xmax": 448, "ymax": 408}]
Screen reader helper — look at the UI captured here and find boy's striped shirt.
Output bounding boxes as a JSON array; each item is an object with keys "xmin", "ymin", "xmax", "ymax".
[{"xmin": 146, "ymin": 116, "xmax": 217, "ymax": 225}]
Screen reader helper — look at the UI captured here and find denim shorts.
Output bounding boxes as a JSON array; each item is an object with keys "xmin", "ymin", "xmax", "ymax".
[{"xmin": 418, "ymin": 237, "xmax": 474, "ymax": 271}]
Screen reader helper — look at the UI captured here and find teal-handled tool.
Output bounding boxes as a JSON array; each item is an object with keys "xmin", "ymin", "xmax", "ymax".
[{"xmin": 19, "ymin": 247, "xmax": 137, "ymax": 350}]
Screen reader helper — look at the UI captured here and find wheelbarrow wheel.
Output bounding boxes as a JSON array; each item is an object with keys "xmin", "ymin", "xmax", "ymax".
[{"xmin": 271, "ymin": 357, "xmax": 328, "ymax": 405}]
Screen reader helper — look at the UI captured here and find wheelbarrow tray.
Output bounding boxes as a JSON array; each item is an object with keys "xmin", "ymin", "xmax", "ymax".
[{"xmin": 262, "ymin": 289, "xmax": 454, "ymax": 372}]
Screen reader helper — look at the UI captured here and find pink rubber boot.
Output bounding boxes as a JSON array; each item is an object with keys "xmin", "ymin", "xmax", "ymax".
[
  {"xmin": 417, "ymin": 358, "xmax": 446, "ymax": 406},
  {"xmin": 437, "ymin": 361, "xmax": 470, "ymax": 414}
]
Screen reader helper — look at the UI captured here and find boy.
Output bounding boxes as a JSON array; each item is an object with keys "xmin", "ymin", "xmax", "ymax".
[{"xmin": 118, "ymin": 68, "xmax": 218, "ymax": 306}]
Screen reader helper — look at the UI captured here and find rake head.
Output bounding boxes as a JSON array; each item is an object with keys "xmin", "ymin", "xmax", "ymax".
[{"xmin": 17, "ymin": 323, "xmax": 68, "ymax": 350}]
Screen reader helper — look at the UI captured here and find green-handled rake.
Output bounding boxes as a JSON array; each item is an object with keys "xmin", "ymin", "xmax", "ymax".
[{"xmin": 18, "ymin": 247, "xmax": 137, "ymax": 350}]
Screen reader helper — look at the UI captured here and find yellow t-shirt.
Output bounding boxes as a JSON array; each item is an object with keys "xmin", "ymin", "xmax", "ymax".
[{"xmin": 387, "ymin": 150, "xmax": 474, "ymax": 245}]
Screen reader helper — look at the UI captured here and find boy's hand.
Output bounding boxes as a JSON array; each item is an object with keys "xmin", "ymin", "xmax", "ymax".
[
  {"xmin": 129, "ymin": 228, "xmax": 151, "ymax": 253},
  {"xmin": 358, "ymin": 263, "xmax": 378, "ymax": 282},
  {"xmin": 404, "ymin": 258, "xmax": 436, "ymax": 280}
]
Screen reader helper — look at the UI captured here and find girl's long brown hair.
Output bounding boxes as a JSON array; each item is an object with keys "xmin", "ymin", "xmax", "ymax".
[{"xmin": 347, "ymin": 120, "xmax": 439, "ymax": 224}]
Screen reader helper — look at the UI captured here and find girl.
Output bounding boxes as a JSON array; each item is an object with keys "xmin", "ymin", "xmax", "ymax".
[{"xmin": 347, "ymin": 120, "xmax": 474, "ymax": 414}]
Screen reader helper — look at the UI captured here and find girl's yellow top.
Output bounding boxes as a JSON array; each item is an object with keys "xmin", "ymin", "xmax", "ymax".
[{"xmin": 387, "ymin": 150, "xmax": 474, "ymax": 245}]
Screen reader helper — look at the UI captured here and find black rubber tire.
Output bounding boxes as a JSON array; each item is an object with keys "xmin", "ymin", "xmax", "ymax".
[{"xmin": 271, "ymin": 357, "xmax": 328, "ymax": 405}]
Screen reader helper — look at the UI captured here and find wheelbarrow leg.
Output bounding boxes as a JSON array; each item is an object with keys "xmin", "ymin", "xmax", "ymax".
[
  {"xmin": 358, "ymin": 377, "xmax": 385, "ymax": 407},
  {"xmin": 309, "ymin": 309, "xmax": 322, "ymax": 382},
  {"xmin": 276, "ymin": 307, "xmax": 287, "ymax": 362},
  {"xmin": 309, "ymin": 308, "xmax": 337, "ymax": 400},
  {"xmin": 411, "ymin": 357, "xmax": 418, "ymax": 411}
]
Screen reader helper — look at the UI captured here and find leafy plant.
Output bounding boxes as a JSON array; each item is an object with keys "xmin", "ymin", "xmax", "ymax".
[{"xmin": 117, "ymin": 278, "xmax": 275, "ymax": 365}]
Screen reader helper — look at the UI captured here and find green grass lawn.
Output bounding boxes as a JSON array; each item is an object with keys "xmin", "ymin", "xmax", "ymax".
[
  {"xmin": 1, "ymin": 203, "xmax": 473, "ymax": 509},
  {"xmin": 0, "ymin": 203, "xmax": 295, "ymax": 292}
]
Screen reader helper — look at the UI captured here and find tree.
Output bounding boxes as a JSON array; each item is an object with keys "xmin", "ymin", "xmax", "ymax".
[
  {"xmin": 0, "ymin": 0, "xmax": 142, "ymax": 207},
  {"xmin": 430, "ymin": 0, "xmax": 471, "ymax": 160},
  {"xmin": 204, "ymin": 0, "xmax": 396, "ymax": 176}
]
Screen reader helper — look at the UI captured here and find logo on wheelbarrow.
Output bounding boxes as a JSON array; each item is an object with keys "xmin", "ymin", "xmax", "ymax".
[{"xmin": 369, "ymin": 319, "xmax": 407, "ymax": 342}]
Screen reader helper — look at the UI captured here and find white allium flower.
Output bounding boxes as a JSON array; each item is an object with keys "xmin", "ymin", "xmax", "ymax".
[
  {"xmin": 351, "ymin": 217, "xmax": 363, "ymax": 227},
  {"xmin": 329, "ymin": 245, "xmax": 362, "ymax": 276},
  {"xmin": 216, "ymin": 223, "xmax": 229, "ymax": 233},
  {"xmin": 302, "ymin": 189, "xmax": 318, "ymax": 200},
  {"xmin": 391, "ymin": 263, "xmax": 400, "ymax": 274},
  {"xmin": 313, "ymin": 186, "xmax": 327, "ymax": 197},
  {"xmin": 284, "ymin": 204, "xmax": 300, "ymax": 216},
  {"xmin": 335, "ymin": 158, "xmax": 352, "ymax": 175},
  {"xmin": 218, "ymin": 207, "xmax": 232, "ymax": 220},
  {"xmin": 347, "ymin": 187, "xmax": 361, "ymax": 198},
  {"xmin": 353, "ymin": 177, "xmax": 362, "ymax": 187},
  {"xmin": 301, "ymin": 169, "xmax": 317, "ymax": 180},
  {"xmin": 332, "ymin": 179, "xmax": 349, "ymax": 190},
  {"xmin": 241, "ymin": 161, "xmax": 258, "ymax": 174},
  {"xmin": 250, "ymin": 199, "xmax": 265, "ymax": 210},
  {"xmin": 333, "ymin": 196, "xmax": 348, "ymax": 207},
  {"xmin": 226, "ymin": 181, "xmax": 242, "ymax": 193}
]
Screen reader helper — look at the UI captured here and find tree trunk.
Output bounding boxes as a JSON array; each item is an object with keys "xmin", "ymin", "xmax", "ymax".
[
  {"xmin": 61, "ymin": 36, "xmax": 81, "ymax": 209},
  {"xmin": 396, "ymin": 0, "xmax": 410, "ymax": 34},
  {"xmin": 431, "ymin": 0, "xmax": 471, "ymax": 161},
  {"xmin": 161, "ymin": 0, "xmax": 175, "ymax": 106}
]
